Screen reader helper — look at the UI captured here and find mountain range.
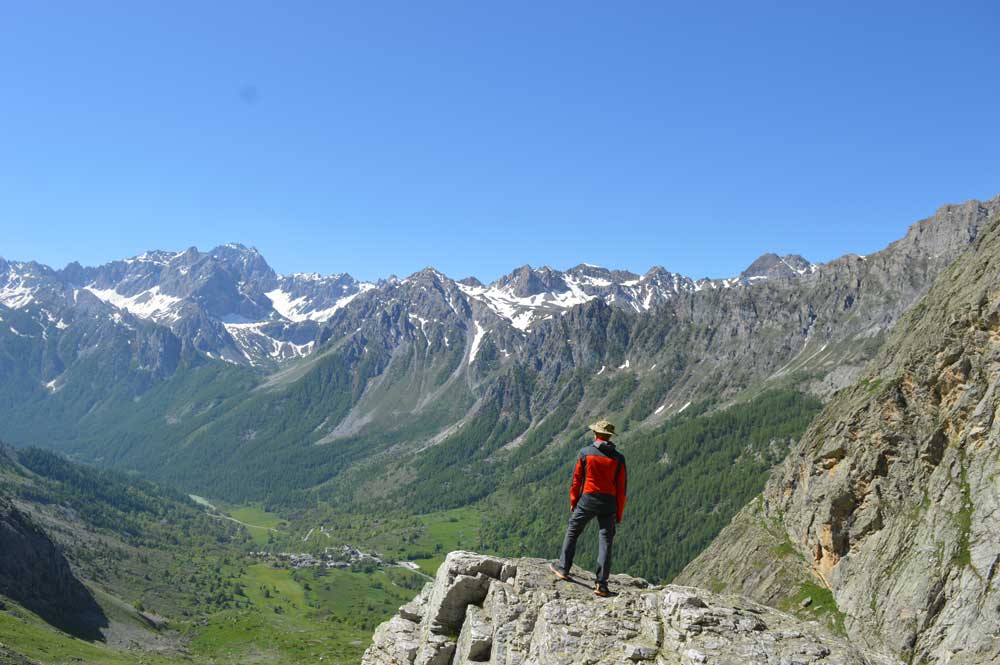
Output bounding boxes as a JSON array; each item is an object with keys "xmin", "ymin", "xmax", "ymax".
[
  {"xmin": 2, "ymin": 194, "xmax": 1000, "ymax": 665},
  {"xmin": 0, "ymin": 195, "xmax": 993, "ymax": 578},
  {"xmin": 1, "ymin": 242, "xmax": 816, "ymax": 367},
  {"xmin": 0, "ymin": 197, "xmax": 992, "ymax": 459}
]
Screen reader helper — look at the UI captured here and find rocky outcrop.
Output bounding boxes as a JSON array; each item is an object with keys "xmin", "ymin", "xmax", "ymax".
[
  {"xmin": 678, "ymin": 215, "xmax": 1000, "ymax": 663},
  {"xmin": 0, "ymin": 498, "xmax": 106, "ymax": 641},
  {"xmin": 0, "ymin": 644, "xmax": 42, "ymax": 665},
  {"xmin": 364, "ymin": 552, "xmax": 900, "ymax": 665}
]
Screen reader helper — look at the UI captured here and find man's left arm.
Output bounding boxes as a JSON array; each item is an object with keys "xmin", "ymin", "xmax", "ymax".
[
  {"xmin": 616, "ymin": 459, "xmax": 627, "ymax": 523},
  {"xmin": 570, "ymin": 455, "xmax": 586, "ymax": 510}
]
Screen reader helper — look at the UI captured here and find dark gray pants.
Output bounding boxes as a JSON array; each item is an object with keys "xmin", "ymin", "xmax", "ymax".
[{"xmin": 558, "ymin": 506, "xmax": 616, "ymax": 583}]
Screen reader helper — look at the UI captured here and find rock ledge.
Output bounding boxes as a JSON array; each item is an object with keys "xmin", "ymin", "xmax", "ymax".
[{"xmin": 363, "ymin": 551, "xmax": 899, "ymax": 665}]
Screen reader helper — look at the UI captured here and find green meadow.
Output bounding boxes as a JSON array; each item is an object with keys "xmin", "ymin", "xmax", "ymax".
[{"xmin": 0, "ymin": 501, "xmax": 481, "ymax": 665}]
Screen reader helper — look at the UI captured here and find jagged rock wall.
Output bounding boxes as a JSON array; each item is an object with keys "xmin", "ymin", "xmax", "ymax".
[
  {"xmin": 679, "ymin": 216, "xmax": 1000, "ymax": 664},
  {"xmin": 364, "ymin": 552, "xmax": 900, "ymax": 665}
]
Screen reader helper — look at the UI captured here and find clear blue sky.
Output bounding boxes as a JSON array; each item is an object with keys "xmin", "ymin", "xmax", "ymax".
[{"xmin": 2, "ymin": 2, "xmax": 998, "ymax": 282}]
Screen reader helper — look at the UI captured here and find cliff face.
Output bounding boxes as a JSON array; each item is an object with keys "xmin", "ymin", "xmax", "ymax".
[
  {"xmin": 0, "ymin": 498, "xmax": 106, "ymax": 641},
  {"xmin": 678, "ymin": 216, "xmax": 1000, "ymax": 664},
  {"xmin": 363, "ymin": 552, "xmax": 900, "ymax": 665}
]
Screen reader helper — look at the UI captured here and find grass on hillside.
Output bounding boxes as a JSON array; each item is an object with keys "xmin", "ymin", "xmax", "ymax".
[
  {"xmin": 781, "ymin": 581, "xmax": 848, "ymax": 637},
  {"xmin": 307, "ymin": 567, "xmax": 422, "ymax": 629},
  {"xmin": 277, "ymin": 505, "xmax": 483, "ymax": 577},
  {"xmin": 412, "ymin": 508, "xmax": 482, "ymax": 574},
  {"xmin": 0, "ymin": 560, "xmax": 428, "ymax": 665},
  {"xmin": 172, "ymin": 505, "xmax": 477, "ymax": 662},
  {"xmin": 223, "ymin": 504, "xmax": 285, "ymax": 547},
  {"xmin": 353, "ymin": 507, "xmax": 481, "ymax": 576},
  {"xmin": 0, "ymin": 499, "xmax": 479, "ymax": 665},
  {"xmin": 0, "ymin": 607, "xmax": 178, "ymax": 665},
  {"xmin": 225, "ymin": 505, "xmax": 284, "ymax": 530},
  {"xmin": 188, "ymin": 563, "xmax": 422, "ymax": 664}
]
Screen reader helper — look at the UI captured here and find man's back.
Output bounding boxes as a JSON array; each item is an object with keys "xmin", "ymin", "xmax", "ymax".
[{"xmin": 571, "ymin": 441, "xmax": 627, "ymax": 522}]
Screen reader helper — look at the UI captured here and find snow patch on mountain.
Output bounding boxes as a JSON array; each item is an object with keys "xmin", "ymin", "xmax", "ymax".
[
  {"xmin": 264, "ymin": 288, "xmax": 309, "ymax": 321},
  {"xmin": 0, "ymin": 280, "xmax": 35, "ymax": 309},
  {"xmin": 457, "ymin": 264, "xmax": 708, "ymax": 328},
  {"xmin": 84, "ymin": 286, "xmax": 182, "ymax": 321},
  {"xmin": 265, "ymin": 283, "xmax": 374, "ymax": 322},
  {"xmin": 223, "ymin": 321, "xmax": 315, "ymax": 365},
  {"xmin": 457, "ymin": 279, "xmax": 596, "ymax": 331},
  {"xmin": 468, "ymin": 320, "xmax": 487, "ymax": 360},
  {"xmin": 122, "ymin": 250, "xmax": 181, "ymax": 266},
  {"xmin": 0, "ymin": 263, "xmax": 43, "ymax": 309}
]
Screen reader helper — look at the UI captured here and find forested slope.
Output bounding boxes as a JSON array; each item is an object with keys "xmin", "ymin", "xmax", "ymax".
[{"xmin": 480, "ymin": 389, "xmax": 822, "ymax": 581}]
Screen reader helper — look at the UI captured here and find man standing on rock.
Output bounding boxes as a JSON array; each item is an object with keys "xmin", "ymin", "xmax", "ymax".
[{"xmin": 550, "ymin": 419, "xmax": 627, "ymax": 597}]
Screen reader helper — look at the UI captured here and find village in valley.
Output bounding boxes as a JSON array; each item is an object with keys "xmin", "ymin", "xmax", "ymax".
[{"xmin": 251, "ymin": 544, "xmax": 424, "ymax": 573}]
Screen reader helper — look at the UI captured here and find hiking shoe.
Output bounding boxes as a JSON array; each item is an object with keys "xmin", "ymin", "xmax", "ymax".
[
  {"xmin": 549, "ymin": 563, "xmax": 571, "ymax": 581},
  {"xmin": 594, "ymin": 583, "xmax": 611, "ymax": 597}
]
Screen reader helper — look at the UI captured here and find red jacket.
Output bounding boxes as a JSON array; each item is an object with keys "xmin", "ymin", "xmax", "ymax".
[{"xmin": 570, "ymin": 440, "xmax": 627, "ymax": 522}]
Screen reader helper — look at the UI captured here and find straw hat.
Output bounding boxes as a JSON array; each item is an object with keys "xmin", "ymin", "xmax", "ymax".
[{"xmin": 589, "ymin": 419, "xmax": 616, "ymax": 438}]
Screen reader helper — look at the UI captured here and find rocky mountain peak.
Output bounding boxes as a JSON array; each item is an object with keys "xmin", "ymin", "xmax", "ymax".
[
  {"xmin": 868, "ymin": 195, "xmax": 999, "ymax": 267},
  {"xmin": 363, "ymin": 552, "xmax": 899, "ymax": 665},
  {"xmin": 129, "ymin": 249, "xmax": 181, "ymax": 265},
  {"xmin": 405, "ymin": 267, "xmax": 454, "ymax": 286},
  {"xmin": 57, "ymin": 260, "xmax": 87, "ymax": 286},
  {"xmin": 740, "ymin": 252, "xmax": 814, "ymax": 280},
  {"xmin": 281, "ymin": 271, "xmax": 356, "ymax": 287},
  {"xmin": 494, "ymin": 265, "xmax": 569, "ymax": 298}
]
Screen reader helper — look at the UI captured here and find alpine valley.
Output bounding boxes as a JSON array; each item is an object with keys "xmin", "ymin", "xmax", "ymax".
[{"xmin": 1, "ymin": 194, "xmax": 998, "ymax": 664}]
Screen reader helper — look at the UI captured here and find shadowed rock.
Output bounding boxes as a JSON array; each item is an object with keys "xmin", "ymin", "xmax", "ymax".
[{"xmin": 0, "ymin": 498, "xmax": 107, "ymax": 641}]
